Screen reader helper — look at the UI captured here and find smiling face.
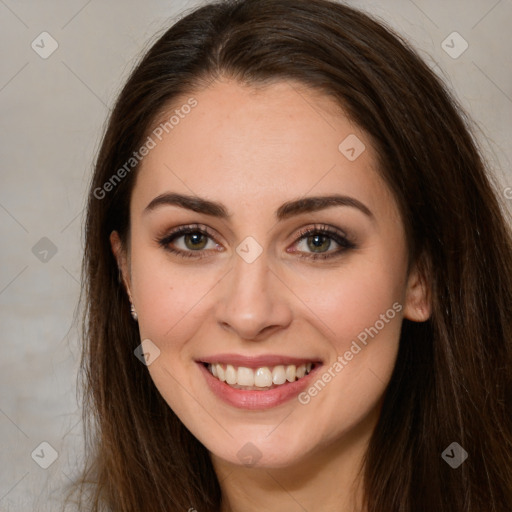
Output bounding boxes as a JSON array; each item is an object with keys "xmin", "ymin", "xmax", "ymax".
[{"xmin": 111, "ymin": 78, "xmax": 430, "ymax": 470}]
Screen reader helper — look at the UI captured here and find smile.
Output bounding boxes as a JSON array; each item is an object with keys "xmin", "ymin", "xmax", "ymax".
[{"xmin": 206, "ymin": 362, "xmax": 315, "ymax": 390}]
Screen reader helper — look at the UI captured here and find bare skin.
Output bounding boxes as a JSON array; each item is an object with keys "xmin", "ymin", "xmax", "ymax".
[{"xmin": 111, "ymin": 78, "xmax": 431, "ymax": 512}]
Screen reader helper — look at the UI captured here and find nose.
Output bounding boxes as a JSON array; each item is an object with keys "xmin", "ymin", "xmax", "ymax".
[{"xmin": 215, "ymin": 249, "xmax": 293, "ymax": 341}]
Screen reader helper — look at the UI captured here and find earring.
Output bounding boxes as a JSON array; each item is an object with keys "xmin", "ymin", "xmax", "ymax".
[{"xmin": 130, "ymin": 303, "xmax": 138, "ymax": 321}]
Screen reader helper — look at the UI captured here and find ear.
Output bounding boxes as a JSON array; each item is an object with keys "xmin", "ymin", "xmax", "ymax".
[
  {"xmin": 403, "ymin": 261, "xmax": 431, "ymax": 322},
  {"xmin": 110, "ymin": 231, "xmax": 132, "ymax": 300}
]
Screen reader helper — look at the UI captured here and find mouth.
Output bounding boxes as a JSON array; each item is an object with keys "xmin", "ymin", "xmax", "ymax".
[
  {"xmin": 197, "ymin": 355, "xmax": 323, "ymax": 410},
  {"xmin": 203, "ymin": 361, "xmax": 317, "ymax": 391}
]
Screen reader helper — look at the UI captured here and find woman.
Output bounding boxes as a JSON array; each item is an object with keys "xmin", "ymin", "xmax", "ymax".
[{"xmin": 70, "ymin": 0, "xmax": 512, "ymax": 510}]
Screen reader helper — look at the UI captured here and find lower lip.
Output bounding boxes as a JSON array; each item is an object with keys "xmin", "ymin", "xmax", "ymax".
[{"xmin": 197, "ymin": 362, "xmax": 320, "ymax": 410}]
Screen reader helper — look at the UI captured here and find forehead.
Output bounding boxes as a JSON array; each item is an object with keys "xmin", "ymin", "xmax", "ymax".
[{"xmin": 132, "ymin": 79, "xmax": 395, "ymax": 219}]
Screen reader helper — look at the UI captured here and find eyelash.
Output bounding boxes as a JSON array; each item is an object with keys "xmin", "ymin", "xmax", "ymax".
[{"xmin": 157, "ymin": 223, "xmax": 356, "ymax": 261}]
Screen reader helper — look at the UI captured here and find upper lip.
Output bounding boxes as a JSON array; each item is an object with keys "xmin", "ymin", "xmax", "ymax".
[{"xmin": 198, "ymin": 353, "xmax": 322, "ymax": 368}]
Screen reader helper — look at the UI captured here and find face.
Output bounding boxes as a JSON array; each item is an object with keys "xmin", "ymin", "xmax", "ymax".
[{"xmin": 112, "ymin": 79, "xmax": 429, "ymax": 469}]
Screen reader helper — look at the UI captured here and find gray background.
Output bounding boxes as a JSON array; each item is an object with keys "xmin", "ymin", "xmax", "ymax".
[{"xmin": 0, "ymin": 0, "xmax": 511, "ymax": 510}]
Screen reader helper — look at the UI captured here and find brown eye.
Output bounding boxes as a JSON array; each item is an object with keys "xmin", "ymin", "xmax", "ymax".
[
  {"xmin": 291, "ymin": 224, "xmax": 356, "ymax": 260},
  {"xmin": 182, "ymin": 232, "xmax": 209, "ymax": 250},
  {"xmin": 305, "ymin": 233, "xmax": 332, "ymax": 253},
  {"xmin": 158, "ymin": 224, "xmax": 220, "ymax": 259}
]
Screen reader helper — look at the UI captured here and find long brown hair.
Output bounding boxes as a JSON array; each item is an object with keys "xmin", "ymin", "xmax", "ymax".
[{"xmin": 69, "ymin": 0, "xmax": 512, "ymax": 510}]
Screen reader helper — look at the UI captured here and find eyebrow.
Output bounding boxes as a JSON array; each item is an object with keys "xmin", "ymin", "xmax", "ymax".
[{"xmin": 143, "ymin": 192, "xmax": 374, "ymax": 221}]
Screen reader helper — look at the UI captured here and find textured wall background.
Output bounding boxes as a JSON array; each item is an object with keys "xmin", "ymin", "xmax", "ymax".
[{"xmin": 0, "ymin": 0, "xmax": 511, "ymax": 510}]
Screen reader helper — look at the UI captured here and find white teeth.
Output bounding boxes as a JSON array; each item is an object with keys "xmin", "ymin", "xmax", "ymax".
[
  {"xmin": 254, "ymin": 367, "xmax": 273, "ymax": 387},
  {"xmin": 285, "ymin": 365, "xmax": 296, "ymax": 382},
  {"xmin": 225, "ymin": 364, "xmax": 237, "ymax": 385},
  {"xmin": 296, "ymin": 364, "xmax": 306, "ymax": 379},
  {"xmin": 208, "ymin": 362, "xmax": 315, "ymax": 388},
  {"xmin": 272, "ymin": 365, "xmax": 286, "ymax": 385},
  {"xmin": 237, "ymin": 366, "xmax": 254, "ymax": 386}
]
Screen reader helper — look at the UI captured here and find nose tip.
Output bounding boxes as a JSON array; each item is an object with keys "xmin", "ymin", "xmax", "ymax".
[{"xmin": 214, "ymin": 254, "xmax": 293, "ymax": 341}]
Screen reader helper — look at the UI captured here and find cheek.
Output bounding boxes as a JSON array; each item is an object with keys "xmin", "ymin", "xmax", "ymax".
[
  {"xmin": 288, "ymin": 263, "xmax": 404, "ymax": 444},
  {"xmin": 292, "ymin": 253, "xmax": 406, "ymax": 349},
  {"xmin": 130, "ymin": 249, "xmax": 220, "ymax": 352},
  {"xmin": 288, "ymin": 250, "xmax": 406, "ymax": 411}
]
